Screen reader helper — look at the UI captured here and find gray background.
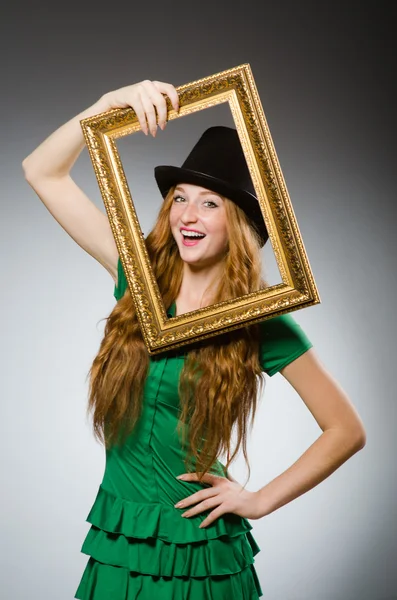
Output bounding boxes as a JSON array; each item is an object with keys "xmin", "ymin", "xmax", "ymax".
[{"xmin": 1, "ymin": 2, "xmax": 395, "ymax": 599}]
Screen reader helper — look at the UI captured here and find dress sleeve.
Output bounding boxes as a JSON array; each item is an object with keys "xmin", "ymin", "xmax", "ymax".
[
  {"xmin": 258, "ymin": 313, "xmax": 313, "ymax": 376},
  {"xmin": 113, "ymin": 256, "xmax": 128, "ymax": 301}
]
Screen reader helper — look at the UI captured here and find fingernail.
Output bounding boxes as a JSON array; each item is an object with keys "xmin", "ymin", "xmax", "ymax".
[{"xmin": 176, "ymin": 475, "xmax": 185, "ymax": 479}]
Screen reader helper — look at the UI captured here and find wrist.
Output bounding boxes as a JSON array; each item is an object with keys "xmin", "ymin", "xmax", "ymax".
[
  {"xmin": 79, "ymin": 95, "xmax": 112, "ymax": 122},
  {"xmin": 254, "ymin": 488, "xmax": 274, "ymax": 519},
  {"xmin": 95, "ymin": 93, "xmax": 112, "ymax": 113}
]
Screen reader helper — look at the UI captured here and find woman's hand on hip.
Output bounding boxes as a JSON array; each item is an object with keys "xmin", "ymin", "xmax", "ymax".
[
  {"xmin": 174, "ymin": 471, "xmax": 263, "ymax": 528},
  {"xmin": 100, "ymin": 80, "xmax": 179, "ymax": 137}
]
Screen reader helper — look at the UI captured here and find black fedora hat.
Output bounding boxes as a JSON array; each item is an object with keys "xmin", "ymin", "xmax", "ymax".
[{"xmin": 154, "ymin": 126, "xmax": 269, "ymax": 247}]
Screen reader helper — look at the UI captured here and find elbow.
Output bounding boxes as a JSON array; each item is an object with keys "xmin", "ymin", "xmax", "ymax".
[
  {"xmin": 22, "ymin": 158, "xmax": 64, "ymax": 184},
  {"xmin": 351, "ymin": 414, "xmax": 367, "ymax": 450},
  {"xmin": 354, "ymin": 428, "xmax": 367, "ymax": 450},
  {"xmin": 325, "ymin": 424, "xmax": 367, "ymax": 455},
  {"xmin": 22, "ymin": 158, "xmax": 35, "ymax": 182},
  {"xmin": 22, "ymin": 156, "xmax": 45, "ymax": 183},
  {"xmin": 346, "ymin": 425, "xmax": 367, "ymax": 453}
]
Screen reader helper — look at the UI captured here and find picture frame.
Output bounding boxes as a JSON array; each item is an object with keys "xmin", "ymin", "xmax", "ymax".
[{"xmin": 80, "ymin": 63, "xmax": 320, "ymax": 354}]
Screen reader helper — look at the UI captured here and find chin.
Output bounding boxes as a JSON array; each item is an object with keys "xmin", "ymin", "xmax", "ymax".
[
  {"xmin": 180, "ymin": 250, "xmax": 225, "ymax": 269},
  {"xmin": 178, "ymin": 251, "xmax": 204, "ymax": 264}
]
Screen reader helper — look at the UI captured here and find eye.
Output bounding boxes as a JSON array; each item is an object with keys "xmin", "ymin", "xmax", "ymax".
[{"xmin": 172, "ymin": 195, "xmax": 218, "ymax": 207}]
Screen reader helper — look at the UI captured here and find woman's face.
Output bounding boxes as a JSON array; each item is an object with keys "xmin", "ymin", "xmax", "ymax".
[{"xmin": 169, "ymin": 183, "xmax": 228, "ymax": 268}]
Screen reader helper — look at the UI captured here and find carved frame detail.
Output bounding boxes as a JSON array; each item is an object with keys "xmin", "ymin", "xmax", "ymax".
[{"xmin": 80, "ymin": 63, "xmax": 320, "ymax": 354}]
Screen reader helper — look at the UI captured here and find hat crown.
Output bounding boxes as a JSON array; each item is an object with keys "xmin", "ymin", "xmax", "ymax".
[{"xmin": 180, "ymin": 126, "xmax": 255, "ymax": 197}]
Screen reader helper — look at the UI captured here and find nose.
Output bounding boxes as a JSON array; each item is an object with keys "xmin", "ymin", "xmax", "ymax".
[{"xmin": 180, "ymin": 201, "xmax": 199, "ymax": 223}]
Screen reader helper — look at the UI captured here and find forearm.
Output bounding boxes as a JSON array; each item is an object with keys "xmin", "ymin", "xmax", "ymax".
[
  {"xmin": 256, "ymin": 428, "xmax": 364, "ymax": 517},
  {"xmin": 22, "ymin": 94, "xmax": 110, "ymax": 180}
]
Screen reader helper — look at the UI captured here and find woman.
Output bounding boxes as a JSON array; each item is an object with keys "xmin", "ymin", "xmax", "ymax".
[{"xmin": 22, "ymin": 80, "xmax": 366, "ymax": 600}]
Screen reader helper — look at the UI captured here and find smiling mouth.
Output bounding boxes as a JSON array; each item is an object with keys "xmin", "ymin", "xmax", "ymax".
[{"xmin": 180, "ymin": 229, "xmax": 206, "ymax": 240}]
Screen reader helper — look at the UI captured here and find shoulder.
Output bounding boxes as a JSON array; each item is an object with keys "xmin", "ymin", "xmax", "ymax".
[{"xmin": 258, "ymin": 312, "xmax": 313, "ymax": 376}]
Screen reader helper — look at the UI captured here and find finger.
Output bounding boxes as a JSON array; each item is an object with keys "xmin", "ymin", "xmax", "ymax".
[
  {"xmin": 178, "ymin": 471, "xmax": 218, "ymax": 483},
  {"xmin": 142, "ymin": 82, "xmax": 169, "ymax": 130},
  {"xmin": 199, "ymin": 506, "xmax": 226, "ymax": 529},
  {"xmin": 181, "ymin": 495, "xmax": 220, "ymax": 518},
  {"xmin": 126, "ymin": 94, "xmax": 149, "ymax": 136},
  {"xmin": 175, "ymin": 487, "xmax": 216, "ymax": 509},
  {"xmin": 152, "ymin": 80, "xmax": 180, "ymax": 114},
  {"xmin": 138, "ymin": 88, "xmax": 159, "ymax": 137}
]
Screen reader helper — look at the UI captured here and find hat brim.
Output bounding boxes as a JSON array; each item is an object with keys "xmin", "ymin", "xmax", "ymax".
[{"xmin": 154, "ymin": 165, "xmax": 268, "ymax": 246}]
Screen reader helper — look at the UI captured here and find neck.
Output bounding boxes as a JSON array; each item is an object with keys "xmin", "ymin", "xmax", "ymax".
[{"xmin": 177, "ymin": 260, "xmax": 224, "ymax": 308}]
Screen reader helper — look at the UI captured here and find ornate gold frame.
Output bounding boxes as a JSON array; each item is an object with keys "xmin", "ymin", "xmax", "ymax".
[{"xmin": 80, "ymin": 63, "xmax": 320, "ymax": 354}]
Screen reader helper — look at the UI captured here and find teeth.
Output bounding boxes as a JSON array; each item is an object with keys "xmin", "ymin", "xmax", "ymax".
[{"xmin": 182, "ymin": 230, "xmax": 205, "ymax": 238}]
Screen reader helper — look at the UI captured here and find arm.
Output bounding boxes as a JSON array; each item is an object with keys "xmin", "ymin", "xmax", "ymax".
[
  {"xmin": 255, "ymin": 348, "xmax": 366, "ymax": 517},
  {"xmin": 22, "ymin": 95, "xmax": 121, "ymax": 279},
  {"xmin": 22, "ymin": 81, "xmax": 179, "ymax": 281}
]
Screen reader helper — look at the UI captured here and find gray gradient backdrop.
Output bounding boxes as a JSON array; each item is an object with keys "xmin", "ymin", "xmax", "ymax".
[{"xmin": 2, "ymin": 2, "xmax": 396, "ymax": 599}]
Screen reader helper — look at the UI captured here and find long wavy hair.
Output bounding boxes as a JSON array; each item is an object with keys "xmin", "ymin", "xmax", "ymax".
[{"xmin": 86, "ymin": 185, "xmax": 268, "ymax": 486}]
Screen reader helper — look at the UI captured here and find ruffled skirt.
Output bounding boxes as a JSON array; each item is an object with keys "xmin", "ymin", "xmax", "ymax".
[{"xmin": 74, "ymin": 485, "xmax": 263, "ymax": 599}]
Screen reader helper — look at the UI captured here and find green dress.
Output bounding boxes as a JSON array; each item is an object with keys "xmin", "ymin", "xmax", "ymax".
[{"xmin": 74, "ymin": 257, "xmax": 313, "ymax": 600}]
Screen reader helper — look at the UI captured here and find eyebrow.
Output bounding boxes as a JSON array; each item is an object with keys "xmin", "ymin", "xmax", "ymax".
[{"xmin": 174, "ymin": 186, "xmax": 222, "ymax": 198}]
